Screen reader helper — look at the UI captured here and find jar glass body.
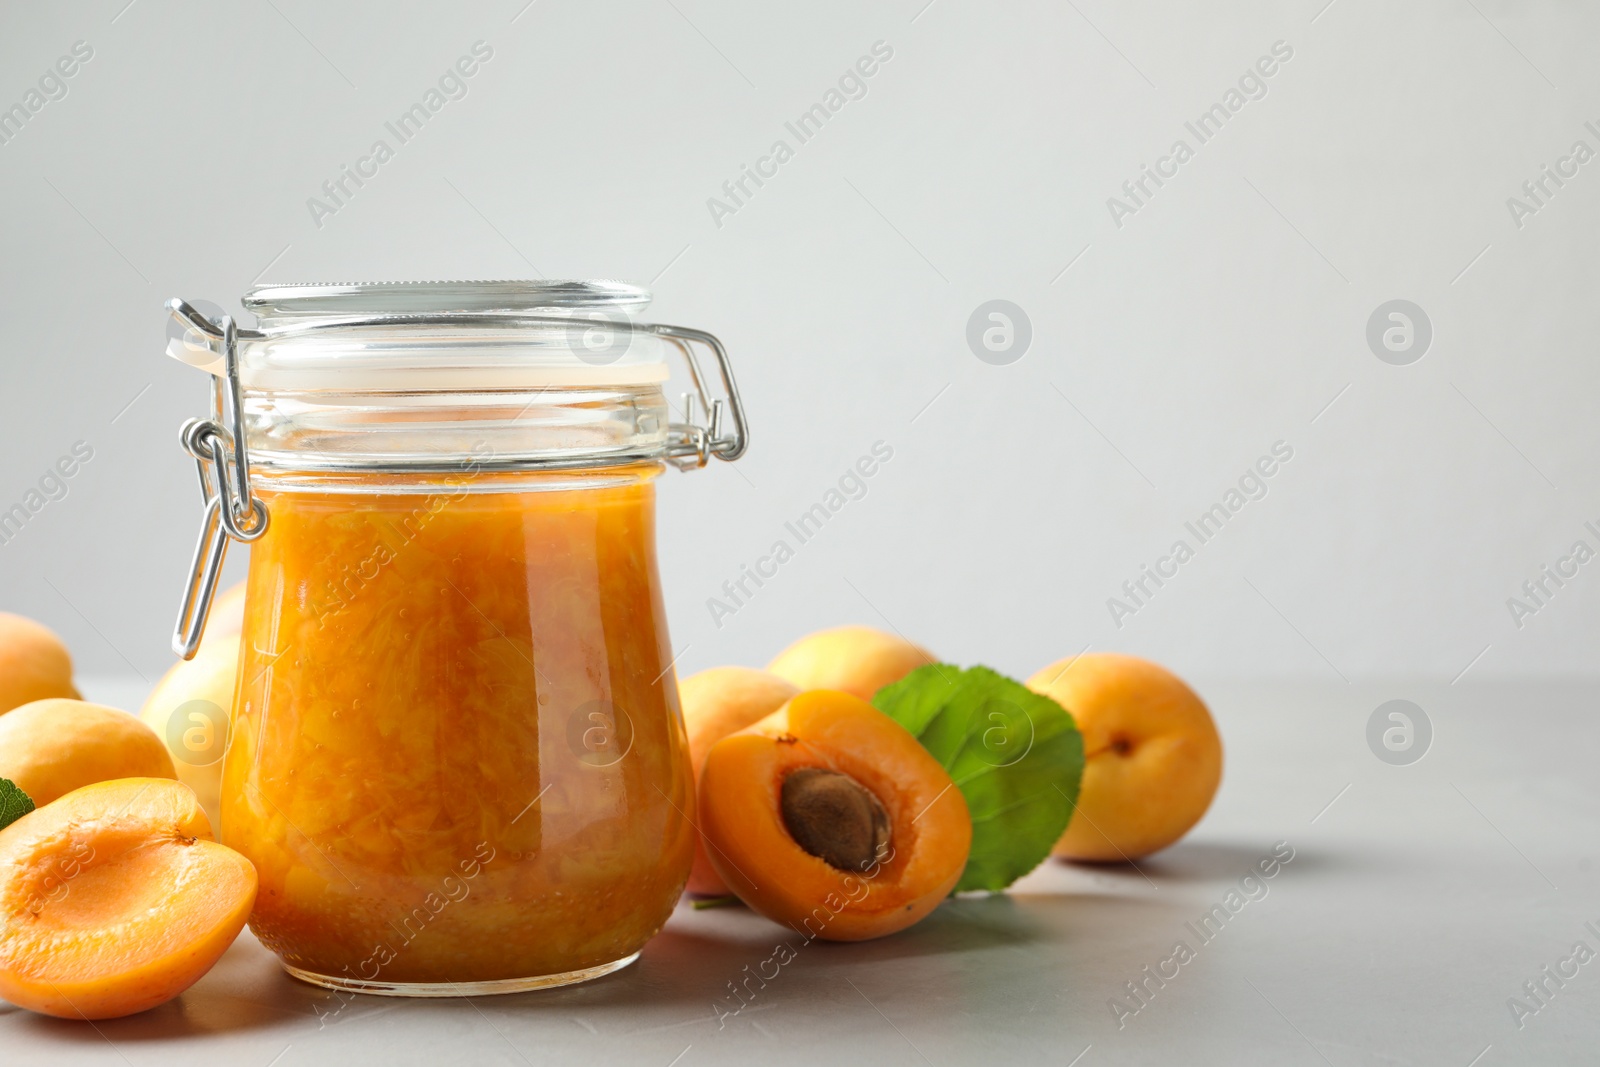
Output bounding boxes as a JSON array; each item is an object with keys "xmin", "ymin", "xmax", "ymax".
[{"xmin": 220, "ymin": 463, "xmax": 695, "ymax": 991}]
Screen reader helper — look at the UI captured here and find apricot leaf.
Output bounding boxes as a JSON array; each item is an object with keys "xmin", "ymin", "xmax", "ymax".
[
  {"xmin": 874, "ymin": 665, "xmax": 1082, "ymax": 892},
  {"xmin": 0, "ymin": 777, "xmax": 35, "ymax": 831}
]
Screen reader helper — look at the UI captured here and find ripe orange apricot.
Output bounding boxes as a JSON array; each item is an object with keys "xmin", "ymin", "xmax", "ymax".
[
  {"xmin": 699, "ymin": 690, "xmax": 970, "ymax": 941},
  {"xmin": 766, "ymin": 626, "xmax": 936, "ymax": 702},
  {"xmin": 0, "ymin": 700, "xmax": 176, "ymax": 807},
  {"xmin": 140, "ymin": 631, "xmax": 240, "ymax": 828},
  {"xmin": 0, "ymin": 612, "xmax": 79, "ymax": 715},
  {"xmin": 1026, "ymin": 653, "xmax": 1221, "ymax": 861},
  {"xmin": 0, "ymin": 778, "xmax": 257, "ymax": 1019},
  {"xmin": 206, "ymin": 581, "xmax": 248, "ymax": 640},
  {"xmin": 679, "ymin": 667, "xmax": 799, "ymax": 896},
  {"xmin": 137, "ymin": 580, "xmax": 246, "ymax": 829}
]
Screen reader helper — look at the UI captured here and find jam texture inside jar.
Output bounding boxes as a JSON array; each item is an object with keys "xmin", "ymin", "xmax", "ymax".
[
  {"xmin": 228, "ymin": 470, "xmax": 692, "ymax": 988},
  {"xmin": 164, "ymin": 281, "xmax": 747, "ymax": 994}
]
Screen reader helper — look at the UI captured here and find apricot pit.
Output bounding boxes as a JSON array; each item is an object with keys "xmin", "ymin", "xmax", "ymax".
[{"xmin": 780, "ymin": 767, "xmax": 890, "ymax": 874}]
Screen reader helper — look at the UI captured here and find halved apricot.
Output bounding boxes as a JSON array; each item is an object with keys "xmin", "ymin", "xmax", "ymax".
[
  {"xmin": 0, "ymin": 777, "xmax": 257, "ymax": 1019},
  {"xmin": 699, "ymin": 690, "xmax": 970, "ymax": 941},
  {"xmin": 680, "ymin": 667, "xmax": 800, "ymax": 896}
]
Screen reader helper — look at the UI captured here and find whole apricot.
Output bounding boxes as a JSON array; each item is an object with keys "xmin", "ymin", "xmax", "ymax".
[
  {"xmin": 0, "ymin": 612, "xmax": 79, "ymax": 715},
  {"xmin": 1026, "ymin": 653, "xmax": 1221, "ymax": 862},
  {"xmin": 0, "ymin": 777, "xmax": 257, "ymax": 1019},
  {"xmin": 206, "ymin": 581, "xmax": 247, "ymax": 640},
  {"xmin": 766, "ymin": 625, "xmax": 935, "ymax": 702},
  {"xmin": 0, "ymin": 700, "xmax": 176, "ymax": 807},
  {"xmin": 679, "ymin": 667, "xmax": 798, "ymax": 896},
  {"xmin": 700, "ymin": 690, "xmax": 970, "ymax": 941},
  {"xmin": 140, "ymin": 630, "xmax": 240, "ymax": 827}
]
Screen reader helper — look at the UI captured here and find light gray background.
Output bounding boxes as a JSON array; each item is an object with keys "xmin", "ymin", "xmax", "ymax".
[
  {"xmin": 3, "ymin": 5, "xmax": 1600, "ymax": 1064},
  {"xmin": 1, "ymin": 1, "xmax": 1595, "ymax": 686}
]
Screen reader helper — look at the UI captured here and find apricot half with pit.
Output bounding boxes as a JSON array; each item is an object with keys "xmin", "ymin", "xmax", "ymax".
[
  {"xmin": 1026, "ymin": 653, "xmax": 1221, "ymax": 862},
  {"xmin": 679, "ymin": 666, "xmax": 799, "ymax": 896},
  {"xmin": 766, "ymin": 625, "xmax": 935, "ymax": 702},
  {"xmin": 699, "ymin": 690, "xmax": 970, "ymax": 941},
  {"xmin": 0, "ymin": 777, "xmax": 257, "ymax": 1019}
]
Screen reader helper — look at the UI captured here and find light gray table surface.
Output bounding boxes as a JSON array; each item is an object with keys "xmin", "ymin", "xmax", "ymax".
[{"xmin": 4, "ymin": 680, "xmax": 1596, "ymax": 1066}]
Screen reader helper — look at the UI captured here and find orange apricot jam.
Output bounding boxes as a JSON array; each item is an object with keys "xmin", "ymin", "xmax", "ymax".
[{"xmin": 220, "ymin": 465, "xmax": 695, "ymax": 989}]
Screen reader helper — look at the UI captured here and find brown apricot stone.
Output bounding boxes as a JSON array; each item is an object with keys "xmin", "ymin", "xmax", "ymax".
[{"xmin": 780, "ymin": 767, "xmax": 890, "ymax": 873}]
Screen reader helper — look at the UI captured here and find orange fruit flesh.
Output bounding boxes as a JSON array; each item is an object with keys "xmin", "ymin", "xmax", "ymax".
[
  {"xmin": 700, "ymin": 690, "xmax": 970, "ymax": 941},
  {"xmin": 679, "ymin": 667, "xmax": 799, "ymax": 896},
  {"xmin": 0, "ymin": 778, "xmax": 257, "ymax": 1020},
  {"xmin": 225, "ymin": 470, "xmax": 695, "ymax": 984}
]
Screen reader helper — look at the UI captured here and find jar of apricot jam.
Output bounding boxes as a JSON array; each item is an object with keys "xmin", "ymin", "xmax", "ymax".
[{"xmin": 162, "ymin": 281, "xmax": 747, "ymax": 995}]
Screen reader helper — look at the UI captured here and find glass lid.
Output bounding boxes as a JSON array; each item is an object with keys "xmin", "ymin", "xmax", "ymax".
[
  {"xmin": 242, "ymin": 279, "xmax": 652, "ymax": 322},
  {"xmin": 170, "ymin": 280, "xmax": 673, "ymax": 391}
]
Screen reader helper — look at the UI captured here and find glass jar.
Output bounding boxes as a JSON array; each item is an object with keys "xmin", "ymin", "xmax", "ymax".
[{"xmin": 162, "ymin": 281, "xmax": 747, "ymax": 995}]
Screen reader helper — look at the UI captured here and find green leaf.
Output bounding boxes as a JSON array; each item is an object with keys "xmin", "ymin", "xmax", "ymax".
[
  {"xmin": 0, "ymin": 777, "xmax": 35, "ymax": 832},
  {"xmin": 873, "ymin": 665, "xmax": 1083, "ymax": 893}
]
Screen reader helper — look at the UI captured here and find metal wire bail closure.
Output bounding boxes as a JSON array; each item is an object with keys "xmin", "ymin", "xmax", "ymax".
[
  {"xmin": 164, "ymin": 288, "xmax": 748, "ymax": 659},
  {"xmin": 169, "ymin": 300, "xmax": 268, "ymax": 660},
  {"xmin": 651, "ymin": 323, "xmax": 747, "ymax": 469}
]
